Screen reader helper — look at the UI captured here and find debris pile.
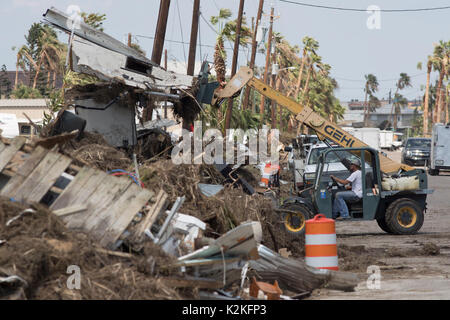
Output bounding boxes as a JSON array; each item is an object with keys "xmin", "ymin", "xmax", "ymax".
[
  {"xmin": 0, "ymin": 134, "xmax": 361, "ymax": 300},
  {"xmin": 59, "ymin": 132, "xmax": 132, "ymax": 171},
  {"xmin": 0, "ymin": 199, "xmax": 192, "ymax": 300}
]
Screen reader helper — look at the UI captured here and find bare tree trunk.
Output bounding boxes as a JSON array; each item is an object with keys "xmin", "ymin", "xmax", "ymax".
[
  {"xmin": 301, "ymin": 62, "xmax": 312, "ymax": 102},
  {"xmin": 435, "ymin": 70, "xmax": 444, "ymax": 124},
  {"xmin": 276, "ymin": 77, "xmax": 283, "ymax": 129},
  {"xmin": 423, "ymin": 63, "xmax": 431, "ymax": 135},
  {"xmin": 363, "ymin": 84, "xmax": 369, "ymax": 126},
  {"xmin": 293, "ymin": 51, "xmax": 306, "ymax": 99},
  {"xmin": 32, "ymin": 54, "xmax": 44, "ymax": 89}
]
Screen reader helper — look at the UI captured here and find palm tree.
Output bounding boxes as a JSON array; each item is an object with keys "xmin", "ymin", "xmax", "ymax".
[
  {"xmin": 210, "ymin": 9, "xmax": 232, "ymax": 87},
  {"xmin": 390, "ymin": 73, "xmax": 411, "ymax": 130},
  {"xmin": 14, "ymin": 46, "xmax": 31, "ymax": 89},
  {"xmin": 363, "ymin": 74, "xmax": 379, "ymax": 126},
  {"xmin": 210, "ymin": 9, "xmax": 251, "ymax": 86},
  {"xmin": 293, "ymin": 36, "xmax": 318, "ymax": 99},
  {"xmin": 31, "ymin": 26, "xmax": 64, "ymax": 89},
  {"xmin": 432, "ymin": 41, "xmax": 450, "ymax": 124}
]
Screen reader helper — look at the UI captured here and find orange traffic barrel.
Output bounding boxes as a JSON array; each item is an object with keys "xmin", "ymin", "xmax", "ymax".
[
  {"xmin": 305, "ymin": 214, "xmax": 338, "ymax": 271},
  {"xmin": 260, "ymin": 163, "xmax": 280, "ymax": 187}
]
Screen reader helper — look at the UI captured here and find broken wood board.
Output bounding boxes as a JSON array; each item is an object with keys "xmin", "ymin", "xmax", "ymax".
[
  {"xmin": 132, "ymin": 189, "xmax": 168, "ymax": 242},
  {"xmin": 11, "ymin": 152, "xmax": 71, "ymax": 203},
  {"xmin": 49, "ymin": 166, "xmax": 97, "ymax": 211},
  {"xmin": 53, "ymin": 205, "xmax": 87, "ymax": 217},
  {"xmin": 98, "ymin": 186, "xmax": 154, "ymax": 249},
  {"xmin": 0, "ymin": 146, "xmax": 48, "ymax": 197},
  {"xmin": 33, "ymin": 130, "xmax": 79, "ymax": 149},
  {"xmin": 0, "ymin": 137, "xmax": 26, "ymax": 172},
  {"xmin": 178, "ymin": 221, "xmax": 262, "ymax": 262},
  {"xmin": 81, "ymin": 176, "xmax": 133, "ymax": 233}
]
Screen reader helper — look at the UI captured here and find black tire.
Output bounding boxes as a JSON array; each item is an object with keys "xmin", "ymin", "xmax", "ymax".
[
  {"xmin": 385, "ymin": 198, "xmax": 424, "ymax": 235},
  {"xmin": 279, "ymin": 203, "xmax": 313, "ymax": 236},
  {"xmin": 428, "ymin": 168, "xmax": 437, "ymax": 176},
  {"xmin": 376, "ymin": 216, "xmax": 394, "ymax": 234}
]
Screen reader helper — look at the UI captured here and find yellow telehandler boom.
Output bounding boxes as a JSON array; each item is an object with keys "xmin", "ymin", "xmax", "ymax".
[{"xmin": 212, "ymin": 67, "xmax": 413, "ymax": 174}]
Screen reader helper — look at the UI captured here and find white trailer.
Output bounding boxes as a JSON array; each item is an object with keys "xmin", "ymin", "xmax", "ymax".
[
  {"xmin": 380, "ymin": 130, "xmax": 394, "ymax": 150},
  {"xmin": 342, "ymin": 127, "xmax": 381, "ymax": 151},
  {"xmin": 429, "ymin": 123, "xmax": 450, "ymax": 175}
]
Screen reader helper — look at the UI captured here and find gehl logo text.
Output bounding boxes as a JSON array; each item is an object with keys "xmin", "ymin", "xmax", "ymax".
[{"xmin": 323, "ymin": 125, "xmax": 356, "ymax": 148}]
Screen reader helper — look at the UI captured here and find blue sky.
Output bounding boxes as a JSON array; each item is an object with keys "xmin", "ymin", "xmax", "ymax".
[{"xmin": 0, "ymin": 0, "xmax": 449, "ymax": 102}]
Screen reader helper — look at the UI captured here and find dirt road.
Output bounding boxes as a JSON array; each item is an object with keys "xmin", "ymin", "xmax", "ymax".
[{"xmin": 309, "ymin": 151, "xmax": 450, "ymax": 300}]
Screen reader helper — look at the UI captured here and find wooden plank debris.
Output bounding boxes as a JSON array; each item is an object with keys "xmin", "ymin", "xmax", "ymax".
[
  {"xmin": 0, "ymin": 137, "xmax": 26, "ymax": 172},
  {"xmin": 132, "ymin": 189, "xmax": 168, "ymax": 243},
  {"xmin": 49, "ymin": 166, "xmax": 96, "ymax": 211},
  {"xmin": 63, "ymin": 171, "xmax": 110, "ymax": 229},
  {"xmin": 0, "ymin": 142, "xmax": 155, "ymax": 250},
  {"xmin": 82, "ymin": 176, "xmax": 132, "ymax": 234},
  {"xmin": 53, "ymin": 205, "xmax": 88, "ymax": 217},
  {"xmin": 0, "ymin": 146, "xmax": 48, "ymax": 197},
  {"xmin": 33, "ymin": 130, "xmax": 79, "ymax": 149},
  {"xmin": 99, "ymin": 186, "xmax": 155, "ymax": 249},
  {"xmin": 12, "ymin": 152, "xmax": 71, "ymax": 203}
]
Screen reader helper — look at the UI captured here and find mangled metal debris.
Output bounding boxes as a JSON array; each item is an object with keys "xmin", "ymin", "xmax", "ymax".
[{"xmin": 43, "ymin": 7, "xmax": 194, "ymax": 91}]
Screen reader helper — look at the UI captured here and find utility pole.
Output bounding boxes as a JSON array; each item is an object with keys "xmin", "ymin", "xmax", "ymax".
[
  {"xmin": 128, "ymin": 33, "xmax": 132, "ymax": 47},
  {"xmin": 259, "ymin": 7, "xmax": 274, "ymax": 121},
  {"xmin": 224, "ymin": 0, "xmax": 245, "ymax": 132},
  {"xmin": 270, "ymin": 43, "xmax": 277, "ymax": 129},
  {"xmin": 152, "ymin": 0, "xmax": 171, "ymax": 65},
  {"xmin": 187, "ymin": 0, "xmax": 200, "ymax": 76},
  {"xmin": 164, "ymin": 49, "xmax": 168, "ymax": 118},
  {"xmin": 242, "ymin": 0, "xmax": 264, "ymax": 111}
]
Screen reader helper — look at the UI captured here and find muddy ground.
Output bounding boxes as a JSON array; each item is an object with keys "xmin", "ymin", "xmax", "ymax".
[{"xmin": 308, "ymin": 150, "xmax": 450, "ymax": 300}]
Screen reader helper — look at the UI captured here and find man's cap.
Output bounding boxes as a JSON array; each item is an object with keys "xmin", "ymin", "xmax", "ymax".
[{"xmin": 351, "ymin": 159, "xmax": 361, "ymax": 167}]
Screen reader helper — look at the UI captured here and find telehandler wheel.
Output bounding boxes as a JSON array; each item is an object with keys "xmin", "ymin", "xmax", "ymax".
[
  {"xmin": 376, "ymin": 217, "xmax": 394, "ymax": 234},
  {"xmin": 385, "ymin": 198, "xmax": 424, "ymax": 235},
  {"xmin": 279, "ymin": 203, "xmax": 313, "ymax": 236}
]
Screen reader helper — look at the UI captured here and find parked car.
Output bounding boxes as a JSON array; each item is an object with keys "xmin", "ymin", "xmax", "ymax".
[
  {"xmin": 428, "ymin": 124, "xmax": 450, "ymax": 175},
  {"xmin": 401, "ymin": 137, "xmax": 431, "ymax": 166}
]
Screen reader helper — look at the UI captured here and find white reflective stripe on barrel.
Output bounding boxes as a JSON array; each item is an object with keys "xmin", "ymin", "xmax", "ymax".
[
  {"xmin": 305, "ymin": 256, "xmax": 339, "ymax": 268},
  {"xmin": 305, "ymin": 233, "xmax": 336, "ymax": 245}
]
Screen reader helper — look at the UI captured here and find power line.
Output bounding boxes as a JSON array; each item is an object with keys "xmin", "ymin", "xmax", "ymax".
[
  {"xmin": 175, "ymin": 0, "xmax": 187, "ymax": 63},
  {"xmin": 279, "ymin": 0, "xmax": 450, "ymax": 12},
  {"xmin": 134, "ymin": 35, "xmax": 247, "ymax": 52}
]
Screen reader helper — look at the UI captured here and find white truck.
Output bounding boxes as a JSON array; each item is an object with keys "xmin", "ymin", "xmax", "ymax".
[
  {"xmin": 342, "ymin": 127, "xmax": 380, "ymax": 151},
  {"xmin": 428, "ymin": 123, "xmax": 450, "ymax": 175},
  {"xmin": 379, "ymin": 130, "xmax": 403, "ymax": 151}
]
